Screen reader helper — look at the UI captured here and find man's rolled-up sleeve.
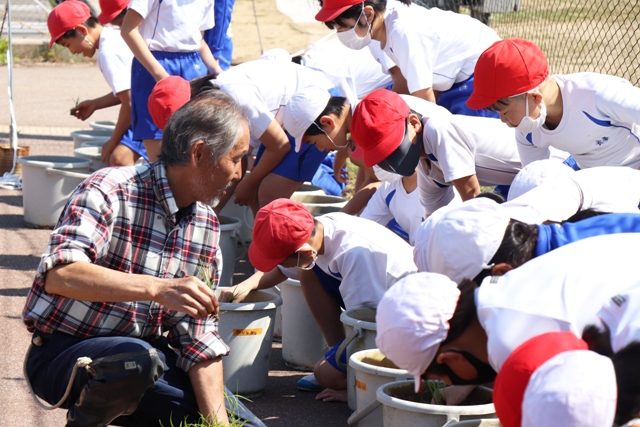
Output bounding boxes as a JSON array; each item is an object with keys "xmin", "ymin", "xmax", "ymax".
[{"xmin": 168, "ymin": 314, "xmax": 231, "ymax": 372}]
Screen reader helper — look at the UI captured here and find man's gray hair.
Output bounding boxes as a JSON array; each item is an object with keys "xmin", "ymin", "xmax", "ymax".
[{"xmin": 160, "ymin": 90, "xmax": 249, "ymax": 167}]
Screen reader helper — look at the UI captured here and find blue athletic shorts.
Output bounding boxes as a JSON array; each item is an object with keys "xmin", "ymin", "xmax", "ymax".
[
  {"xmin": 119, "ymin": 127, "xmax": 148, "ymax": 161},
  {"xmin": 131, "ymin": 51, "xmax": 207, "ymax": 141},
  {"xmin": 437, "ymin": 75, "xmax": 499, "ymax": 118},
  {"xmin": 324, "ymin": 340, "xmax": 348, "ymax": 374},
  {"xmin": 253, "ymin": 131, "xmax": 328, "ymax": 182},
  {"xmin": 311, "ymin": 264, "xmax": 345, "ymax": 309}
]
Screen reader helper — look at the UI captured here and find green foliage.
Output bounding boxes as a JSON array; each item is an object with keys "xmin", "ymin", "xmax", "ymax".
[
  {"xmin": 426, "ymin": 380, "xmax": 447, "ymax": 405},
  {"xmin": 0, "ymin": 38, "xmax": 8, "ymax": 65},
  {"xmin": 160, "ymin": 390, "xmax": 251, "ymax": 427}
]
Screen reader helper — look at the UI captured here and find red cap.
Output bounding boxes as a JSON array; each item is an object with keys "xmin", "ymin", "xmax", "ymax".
[
  {"xmin": 248, "ymin": 199, "xmax": 314, "ymax": 272},
  {"xmin": 466, "ymin": 38, "xmax": 550, "ymax": 110},
  {"xmin": 148, "ymin": 76, "xmax": 191, "ymax": 131},
  {"xmin": 351, "ymin": 89, "xmax": 409, "ymax": 168},
  {"xmin": 98, "ymin": 0, "xmax": 128, "ymax": 25},
  {"xmin": 47, "ymin": 1, "xmax": 91, "ymax": 49},
  {"xmin": 315, "ymin": 0, "xmax": 363, "ymax": 22},
  {"xmin": 493, "ymin": 332, "xmax": 588, "ymax": 427}
]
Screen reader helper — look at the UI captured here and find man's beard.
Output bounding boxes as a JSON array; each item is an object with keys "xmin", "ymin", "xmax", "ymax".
[{"xmin": 196, "ymin": 170, "xmax": 233, "ymax": 208}]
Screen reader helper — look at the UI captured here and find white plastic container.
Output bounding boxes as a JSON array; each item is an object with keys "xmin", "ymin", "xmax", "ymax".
[
  {"xmin": 218, "ymin": 215, "xmax": 242, "ymax": 288},
  {"xmin": 81, "ymin": 140, "xmax": 108, "ymax": 149},
  {"xmin": 219, "ymin": 194, "xmax": 254, "ymax": 244},
  {"xmin": 18, "ymin": 156, "xmax": 92, "ymax": 228},
  {"xmin": 293, "ymin": 183, "xmax": 326, "ymax": 197},
  {"xmin": 71, "ymin": 129, "xmax": 112, "ymax": 149},
  {"xmin": 339, "ymin": 308, "xmax": 378, "ymax": 411},
  {"xmin": 377, "ymin": 380, "xmax": 496, "ymax": 427},
  {"xmin": 74, "ymin": 146, "xmax": 108, "ymax": 171},
  {"xmin": 267, "ymin": 285, "xmax": 282, "ymax": 340},
  {"xmin": 217, "ymin": 290, "xmax": 283, "ymax": 398},
  {"xmin": 290, "ymin": 193, "xmax": 347, "ymax": 214},
  {"xmin": 281, "ymin": 278, "xmax": 327, "ymax": 370},
  {"xmin": 447, "ymin": 420, "xmax": 502, "ymax": 427},
  {"xmin": 348, "ymin": 349, "xmax": 413, "ymax": 427},
  {"xmin": 90, "ymin": 120, "xmax": 116, "ymax": 132}
]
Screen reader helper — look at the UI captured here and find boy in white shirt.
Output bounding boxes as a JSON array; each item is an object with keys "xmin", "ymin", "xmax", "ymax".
[
  {"xmin": 467, "ymin": 38, "xmax": 640, "ymax": 169},
  {"xmin": 48, "ymin": 1, "xmax": 147, "ymax": 166},
  {"xmin": 241, "ymin": 199, "xmax": 417, "ymax": 401}
]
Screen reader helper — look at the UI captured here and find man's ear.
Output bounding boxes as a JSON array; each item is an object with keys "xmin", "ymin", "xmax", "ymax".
[
  {"xmin": 190, "ymin": 140, "xmax": 207, "ymax": 166},
  {"xmin": 491, "ymin": 263, "xmax": 513, "ymax": 276}
]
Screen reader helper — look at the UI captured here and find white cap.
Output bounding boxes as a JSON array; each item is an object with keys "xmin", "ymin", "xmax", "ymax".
[
  {"xmin": 507, "ymin": 159, "xmax": 574, "ymax": 201},
  {"xmin": 282, "ymin": 87, "xmax": 331, "ymax": 153},
  {"xmin": 427, "ymin": 198, "xmax": 510, "ymax": 283},
  {"xmin": 375, "ymin": 272, "xmax": 461, "ymax": 393},
  {"xmin": 259, "ymin": 48, "xmax": 292, "ymax": 62},
  {"xmin": 522, "ymin": 350, "xmax": 617, "ymax": 427},
  {"xmin": 413, "ymin": 204, "xmax": 456, "ymax": 272}
]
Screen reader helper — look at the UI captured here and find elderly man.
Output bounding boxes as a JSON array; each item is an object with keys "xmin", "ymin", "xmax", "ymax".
[{"xmin": 21, "ymin": 91, "xmax": 263, "ymax": 426}]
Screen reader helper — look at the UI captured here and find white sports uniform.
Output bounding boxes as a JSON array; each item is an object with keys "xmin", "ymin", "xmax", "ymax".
[
  {"xmin": 477, "ymin": 233, "xmax": 640, "ymax": 371},
  {"xmin": 596, "ymin": 287, "xmax": 640, "ymax": 353},
  {"xmin": 302, "ymin": 38, "xmax": 392, "ymax": 103},
  {"xmin": 214, "ymin": 60, "xmax": 334, "ymax": 144},
  {"xmin": 129, "ymin": 0, "xmax": 214, "ymax": 52},
  {"xmin": 360, "ymin": 178, "xmax": 424, "ymax": 245},
  {"xmin": 96, "ymin": 27, "xmax": 133, "ymax": 96},
  {"xmin": 418, "ymin": 115, "xmax": 522, "ymax": 214},
  {"xmin": 315, "ymin": 213, "xmax": 417, "ymax": 310},
  {"xmin": 380, "ymin": 4, "xmax": 500, "ymax": 93},
  {"xmin": 503, "ymin": 166, "xmax": 640, "ymax": 224},
  {"xmin": 516, "ymin": 73, "xmax": 640, "ymax": 169}
]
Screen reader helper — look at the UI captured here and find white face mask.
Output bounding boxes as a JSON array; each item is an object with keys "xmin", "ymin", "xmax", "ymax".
[
  {"xmin": 336, "ymin": 4, "xmax": 372, "ymax": 50},
  {"xmin": 373, "ymin": 164, "xmax": 403, "ymax": 184},
  {"xmin": 516, "ymin": 91, "xmax": 547, "ymax": 134},
  {"xmin": 296, "ymin": 248, "xmax": 318, "ymax": 270}
]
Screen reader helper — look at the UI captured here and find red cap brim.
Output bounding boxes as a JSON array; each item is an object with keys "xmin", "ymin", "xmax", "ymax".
[
  {"xmin": 248, "ymin": 242, "xmax": 287, "ymax": 273},
  {"xmin": 465, "ymin": 91, "xmax": 500, "ymax": 110},
  {"xmin": 315, "ymin": 4, "xmax": 354, "ymax": 22},
  {"xmin": 98, "ymin": 9, "xmax": 123, "ymax": 25}
]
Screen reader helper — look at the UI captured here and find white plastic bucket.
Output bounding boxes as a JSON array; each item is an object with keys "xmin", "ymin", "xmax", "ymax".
[
  {"xmin": 218, "ymin": 215, "xmax": 243, "ymax": 288},
  {"xmin": 90, "ymin": 120, "xmax": 116, "ymax": 132},
  {"xmin": 339, "ymin": 308, "xmax": 378, "ymax": 411},
  {"xmin": 267, "ymin": 285, "xmax": 282, "ymax": 340},
  {"xmin": 71, "ymin": 129, "xmax": 112, "ymax": 149},
  {"xmin": 219, "ymin": 194, "xmax": 254, "ymax": 244},
  {"xmin": 293, "ymin": 183, "xmax": 326, "ymax": 197},
  {"xmin": 81, "ymin": 140, "xmax": 108, "ymax": 149},
  {"xmin": 347, "ymin": 349, "xmax": 412, "ymax": 427},
  {"xmin": 377, "ymin": 380, "xmax": 496, "ymax": 426},
  {"xmin": 74, "ymin": 146, "xmax": 108, "ymax": 171},
  {"xmin": 290, "ymin": 193, "xmax": 348, "ymax": 215},
  {"xmin": 447, "ymin": 420, "xmax": 502, "ymax": 427},
  {"xmin": 281, "ymin": 278, "xmax": 327, "ymax": 370},
  {"xmin": 217, "ymin": 290, "xmax": 283, "ymax": 398},
  {"xmin": 17, "ymin": 156, "xmax": 92, "ymax": 228}
]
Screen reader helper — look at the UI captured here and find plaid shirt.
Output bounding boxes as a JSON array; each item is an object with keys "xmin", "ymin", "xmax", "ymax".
[{"xmin": 22, "ymin": 161, "xmax": 229, "ymax": 372}]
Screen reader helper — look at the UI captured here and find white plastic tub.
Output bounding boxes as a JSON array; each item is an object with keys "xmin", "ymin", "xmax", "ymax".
[
  {"xmin": 90, "ymin": 120, "xmax": 116, "ymax": 132},
  {"xmin": 218, "ymin": 215, "xmax": 242, "ymax": 288},
  {"xmin": 281, "ymin": 278, "xmax": 327, "ymax": 370},
  {"xmin": 17, "ymin": 156, "xmax": 92, "ymax": 228},
  {"xmin": 377, "ymin": 380, "xmax": 496, "ymax": 427},
  {"xmin": 217, "ymin": 290, "xmax": 283, "ymax": 398},
  {"xmin": 447, "ymin": 420, "xmax": 502, "ymax": 426},
  {"xmin": 71, "ymin": 129, "xmax": 112, "ymax": 149},
  {"xmin": 290, "ymin": 193, "xmax": 347, "ymax": 215},
  {"xmin": 219, "ymin": 194, "xmax": 254, "ymax": 244},
  {"xmin": 74, "ymin": 146, "xmax": 108, "ymax": 171}
]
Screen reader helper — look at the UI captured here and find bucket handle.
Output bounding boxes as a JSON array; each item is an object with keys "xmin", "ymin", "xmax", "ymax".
[
  {"xmin": 442, "ymin": 415, "xmax": 461, "ymax": 425},
  {"xmin": 45, "ymin": 167, "xmax": 90, "ymax": 179},
  {"xmin": 347, "ymin": 399, "xmax": 381, "ymax": 425},
  {"xmin": 335, "ymin": 327, "xmax": 360, "ymax": 371}
]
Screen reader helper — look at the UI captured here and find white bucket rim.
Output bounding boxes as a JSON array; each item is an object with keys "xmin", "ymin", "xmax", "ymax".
[
  {"xmin": 18, "ymin": 155, "xmax": 92, "ymax": 169},
  {"xmin": 218, "ymin": 215, "xmax": 242, "ymax": 231},
  {"xmin": 376, "ymin": 380, "xmax": 495, "ymax": 415},
  {"xmin": 74, "ymin": 147, "xmax": 101, "ymax": 158},
  {"xmin": 349, "ymin": 348, "xmax": 409, "ymax": 376},
  {"xmin": 446, "ymin": 420, "xmax": 502, "ymax": 427},
  {"xmin": 219, "ymin": 289, "xmax": 283, "ymax": 311},
  {"xmin": 70, "ymin": 129, "xmax": 114, "ymax": 137},
  {"xmin": 281, "ymin": 278, "xmax": 301, "ymax": 287},
  {"xmin": 341, "ymin": 307, "xmax": 377, "ymax": 331},
  {"xmin": 290, "ymin": 194, "xmax": 348, "ymax": 204},
  {"xmin": 81, "ymin": 139, "xmax": 110, "ymax": 148},
  {"xmin": 90, "ymin": 120, "xmax": 116, "ymax": 129}
]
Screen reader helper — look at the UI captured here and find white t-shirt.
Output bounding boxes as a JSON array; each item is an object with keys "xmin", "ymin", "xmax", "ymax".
[
  {"xmin": 97, "ymin": 27, "xmax": 133, "ymax": 95},
  {"xmin": 503, "ymin": 166, "xmax": 640, "ymax": 224},
  {"xmin": 302, "ymin": 38, "xmax": 392, "ymax": 104},
  {"xmin": 214, "ymin": 60, "xmax": 334, "ymax": 140},
  {"xmin": 315, "ymin": 213, "xmax": 417, "ymax": 310},
  {"xmin": 360, "ymin": 179, "xmax": 424, "ymax": 245},
  {"xmin": 381, "ymin": 5, "xmax": 500, "ymax": 93},
  {"xmin": 418, "ymin": 115, "xmax": 522, "ymax": 214},
  {"xmin": 516, "ymin": 73, "xmax": 640, "ymax": 169},
  {"xmin": 368, "ymin": 40, "xmax": 396, "ymax": 75},
  {"xmin": 477, "ymin": 233, "xmax": 640, "ymax": 371},
  {"xmin": 129, "ymin": 0, "xmax": 214, "ymax": 52},
  {"xmin": 597, "ymin": 288, "xmax": 640, "ymax": 353}
]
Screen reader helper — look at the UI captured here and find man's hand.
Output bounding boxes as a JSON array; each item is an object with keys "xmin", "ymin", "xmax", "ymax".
[
  {"xmin": 101, "ymin": 138, "xmax": 120, "ymax": 164},
  {"xmin": 154, "ymin": 276, "xmax": 219, "ymax": 319},
  {"xmin": 233, "ymin": 179, "xmax": 258, "ymax": 206},
  {"xmin": 72, "ymin": 100, "xmax": 98, "ymax": 120}
]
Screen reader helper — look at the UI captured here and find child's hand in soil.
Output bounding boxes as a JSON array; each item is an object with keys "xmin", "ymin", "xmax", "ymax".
[
  {"xmin": 315, "ymin": 388, "xmax": 348, "ymax": 403},
  {"xmin": 72, "ymin": 100, "xmax": 97, "ymax": 121},
  {"xmin": 436, "ymin": 385, "xmax": 477, "ymax": 406}
]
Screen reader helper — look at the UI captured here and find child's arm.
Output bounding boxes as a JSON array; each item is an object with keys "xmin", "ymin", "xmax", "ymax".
[
  {"xmin": 198, "ymin": 33, "xmax": 224, "ymax": 76},
  {"xmin": 72, "ymin": 92, "xmax": 120, "ymax": 120},
  {"xmin": 101, "ymin": 90, "xmax": 133, "ymax": 163},
  {"xmin": 218, "ymin": 268, "xmax": 287, "ymax": 303},
  {"xmin": 121, "ymin": 8, "xmax": 169, "ymax": 82},
  {"xmin": 332, "ymin": 148, "xmax": 350, "ymax": 184}
]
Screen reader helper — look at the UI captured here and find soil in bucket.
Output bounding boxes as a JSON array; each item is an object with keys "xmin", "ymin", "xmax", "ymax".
[
  {"xmin": 389, "ymin": 382, "xmax": 492, "ymax": 406},
  {"xmin": 360, "ymin": 352, "xmax": 401, "ymax": 370}
]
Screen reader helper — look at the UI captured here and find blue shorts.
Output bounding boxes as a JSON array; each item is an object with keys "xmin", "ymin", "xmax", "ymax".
[
  {"xmin": 119, "ymin": 127, "xmax": 148, "ymax": 161},
  {"xmin": 311, "ymin": 264, "xmax": 345, "ymax": 309},
  {"xmin": 131, "ymin": 51, "xmax": 207, "ymax": 141},
  {"xmin": 437, "ymin": 75, "xmax": 499, "ymax": 118},
  {"xmin": 254, "ymin": 131, "xmax": 328, "ymax": 182},
  {"xmin": 324, "ymin": 341, "xmax": 348, "ymax": 374}
]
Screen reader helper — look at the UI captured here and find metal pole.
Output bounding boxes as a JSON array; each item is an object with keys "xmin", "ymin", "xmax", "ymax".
[{"xmin": 251, "ymin": 0, "xmax": 264, "ymax": 54}]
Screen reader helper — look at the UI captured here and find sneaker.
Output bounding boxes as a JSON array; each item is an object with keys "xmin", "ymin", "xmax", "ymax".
[{"xmin": 297, "ymin": 373, "xmax": 322, "ymax": 392}]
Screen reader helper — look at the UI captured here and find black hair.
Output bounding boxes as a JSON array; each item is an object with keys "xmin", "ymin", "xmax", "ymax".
[
  {"xmin": 190, "ymin": 73, "xmax": 220, "ymax": 97},
  {"xmin": 291, "ymin": 55, "xmax": 303, "ymax": 64},
  {"xmin": 582, "ymin": 324, "xmax": 614, "ymax": 357},
  {"xmin": 305, "ymin": 96, "xmax": 347, "ymax": 136},
  {"xmin": 113, "ymin": 8, "xmax": 127, "ymax": 23},
  {"xmin": 486, "ymin": 94, "xmax": 525, "ymax": 112},
  {"xmin": 57, "ymin": 16, "xmax": 100, "ymax": 42},
  {"xmin": 442, "ymin": 279, "xmax": 478, "ymax": 346},
  {"xmin": 475, "ymin": 190, "xmax": 505, "ymax": 204},
  {"xmin": 563, "ymin": 208, "xmax": 610, "ymax": 223},
  {"xmin": 473, "ymin": 219, "xmax": 538, "ymax": 284},
  {"xmin": 613, "ymin": 342, "xmax": 640, "ymax": 425},
  {"xmin": 320, "ymin": 0, "xmax": 410, "ymax": 30}
]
